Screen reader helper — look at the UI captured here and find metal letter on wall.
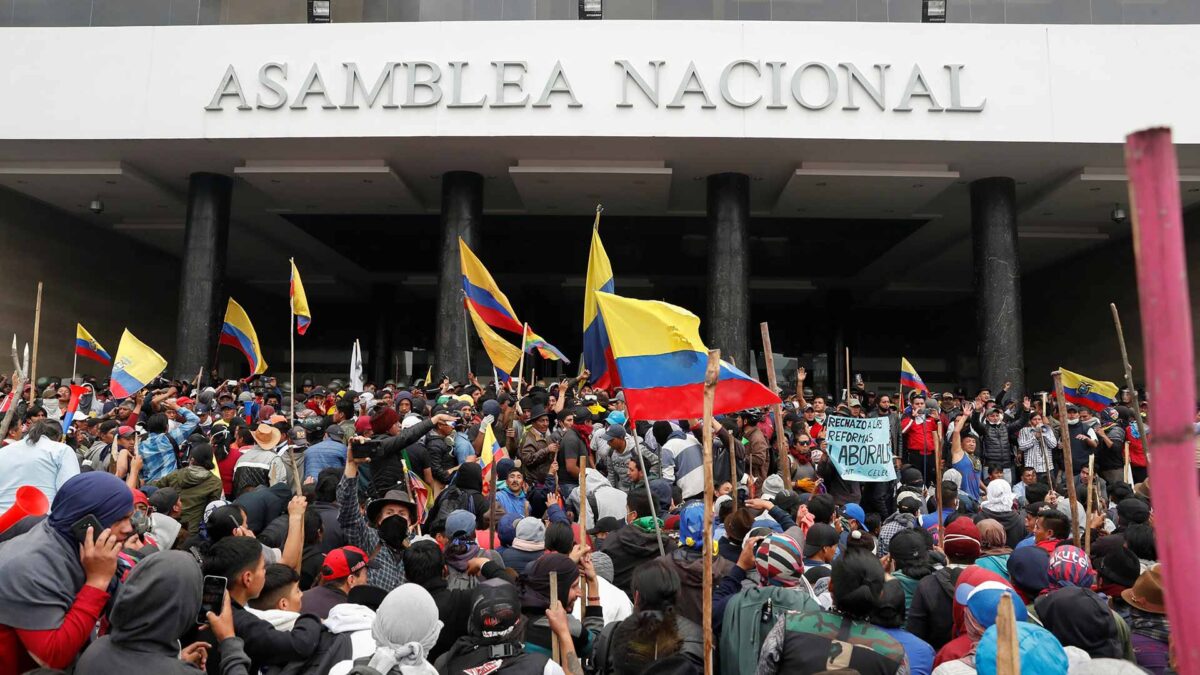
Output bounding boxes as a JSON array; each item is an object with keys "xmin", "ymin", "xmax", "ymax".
[
  {"xmin": 532, "ymin": 61, "xmax": 583, "ymax": 108},
  {"xmin": 790, "ymin": 62, "xmax": 838, "ymax": 110},
  {"xmin": 719, "ymin": 60, "xmax": 763, "ymax": 109},
  {"xmin": 666, "ymin": 62, "xmax": 717, "ymax": 109},
  {"xmin": 290, "ymin": 64, "xmax": 338, "ymax": 110},
  {"xmin": 257, "ymin": 63, "xmax": 289, "ymax": 110},
  {"xmin": 205, "ymin": 65, "xmax": 252, "ymax": 111},
  {"xmin": 402, "ymin": 61, "xmax": 443, "ymax": 108},
  {"xmin": 490, "ymin": 61, "xmax": 531, "ymax": 108},
  {"xmin": 447, "ymin": 61, "xmax": 487, "ymax": 108},
  {"xmin": 944, "ymin": 64, "xmax": 986, "ymax": 112},
  {"xmin": 894, "ymin": 64, "xmax": 944, "ymax": 112},
  {"xmin": 615, "ymin": 60, "xmax": 665, "ymax": 108},
  {"xmin": 341, "ymin": 62, "xmax": 400, "ymax": 109}
]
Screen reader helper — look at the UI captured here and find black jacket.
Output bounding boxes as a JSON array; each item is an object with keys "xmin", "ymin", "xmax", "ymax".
[
  {"xmin": 970, "ymin": 410, "xmax": 1029, "ymax": 468},
  {"xmin": 904, "ymin": 566, "xmax": 962, "ymax": 651},
  {"xmin": 236, "ymin": 482, "xmax": 293, "ymax": 533},
  {"xmin": 974, "ymin": 507, "xmax": 1027, "ymax": 548},
  {"xmin": 423, "ymin": 430, "xmax": 455, "ymax": 487},
  {"xmin": 367, "ymin": 419, "xmax": 436, "ymax": 497},
  {"xmin": 202, "ymin": 604, "xmax": 324, "ymax": 675},
  {"xmin": 423, "ymin": 561, "xmax": 508, "ymax": 662},
  {"xmin": 259, "ymin": 501, "xmax": 344, "ymax": 553},
  {"xmin": 601, "ymin": 523, "xmax": 663, "ymax": 598}
]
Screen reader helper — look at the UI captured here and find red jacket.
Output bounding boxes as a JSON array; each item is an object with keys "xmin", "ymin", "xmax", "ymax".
[{"xmin": 901, "ymin": 416, "xmax": 940, "ymax": 455}]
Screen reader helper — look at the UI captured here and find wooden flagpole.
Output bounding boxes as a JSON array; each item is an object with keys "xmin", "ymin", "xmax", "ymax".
[
  {"xmin": 1125, "ymin": 126, "xmax": 1200, "ymax": 674},
  {"xmin": 995, "ymin": 593, "xmax": 1021, "ymax": 675},
  {"xmin": 628, "ymin": 421, "xmax": 667, "ymax": 557},
  {"xmin": 549, "ymin": 571, "xmax": 561, "ymax": 665},
  {"xmin": 577, "ymin": 450, "xmax": 589, "ymax": 602},
  {"xmin": 286, "ymin": 263, "xmax": 301, "ymax": 497},
  {"xmin": 844, "ymin": 346, "xmax": 852, "ymax": 404},
  {"xmin": 1051, "ymin": 372, "xmax": 1082, "ymax": 548},
  {"xmin": 760, "ymin": 323, "xmax": 791, "ymax": 488},
  {"xmin": 1084, "ymin": 454, "xmax": 1096, "ymax": 556},
  {"xmin": 28, "ymin": 282, "xmax": 42, "ymax": 407},
  {"xmin": 701, "ymin": 349, "xmax": 720, "ymax": 675},
  {"xmin": 1110, "ymin": 303, "xmax": 1150, "ymax": 459},
  {"xmin": 935, "ymin": 416, "xmax": 945, "ymax": 546},
  {"xmin": 516, "ymin": 323, "xmax": 529, "ymax": 401},
  {"xmin": 487, "ymin": 451, "xmax": 498, "ymax": 549}
]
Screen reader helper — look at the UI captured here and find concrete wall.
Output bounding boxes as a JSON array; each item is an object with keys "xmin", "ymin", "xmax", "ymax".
[
  {"xmin": 0, "ymin": 186, "xmax": 181, "ymax": 383},
  {"xmin": 1021, "ymin": 210, "xmax": 1200, "ymax": 397}
]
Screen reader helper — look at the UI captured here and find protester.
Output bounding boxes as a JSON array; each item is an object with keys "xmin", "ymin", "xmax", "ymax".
[
  {"xmin": 151, "ymin": 441, "xmax": 223, "ymax": 533},
  {"xmin": 0, "ymin": 420, "xmax": 80, "ymax": 511},
  {"xmin": 597, "ymin": 560, "xmax": 704, "ymax": 673},
  {"xmin": 329, "ymin": 583, "xmax": 444, "ymax": 675}
]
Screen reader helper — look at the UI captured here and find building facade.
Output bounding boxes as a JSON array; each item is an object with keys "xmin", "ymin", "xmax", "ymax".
[{"xmin": 1, "ymin": 5, "xmax": 1198, "ymax": 397}]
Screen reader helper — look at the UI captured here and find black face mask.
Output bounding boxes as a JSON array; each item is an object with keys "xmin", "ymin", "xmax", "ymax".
[{"xmin": 378, "ymin": 514, "xmax": 409, "ymax": 549}]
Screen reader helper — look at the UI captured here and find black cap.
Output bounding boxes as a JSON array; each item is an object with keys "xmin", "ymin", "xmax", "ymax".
[
  {"xmin": 803, "ymin": 523, "xmax": 838, "ymax": 557},
  {"xmin": 1117, "ymin": 498, "xmax": 1150, "ymax": 525},
  {"xmin": 587, "ymin": 516, "xmax": 623, "ymax": 536}
]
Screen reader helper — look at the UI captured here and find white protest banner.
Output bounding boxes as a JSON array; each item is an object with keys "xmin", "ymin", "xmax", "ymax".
[{"xmin": 825, "ymin": 415, "xmax": 897, "ymax": 482}]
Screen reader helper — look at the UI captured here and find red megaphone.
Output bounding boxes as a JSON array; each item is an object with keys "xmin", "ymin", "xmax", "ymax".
[{"xmin": 0, "ymin": 486, "xmax": 49, "ymax": 535}]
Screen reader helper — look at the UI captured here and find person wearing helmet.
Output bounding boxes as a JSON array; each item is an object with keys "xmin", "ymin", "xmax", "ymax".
[
  {"xmin": 434, "ymin": 578, "xmax": 562, "ymax": 674},
  {"xmin": 736, "ymin": 409, "xmax": 770, "ymax": 493}
]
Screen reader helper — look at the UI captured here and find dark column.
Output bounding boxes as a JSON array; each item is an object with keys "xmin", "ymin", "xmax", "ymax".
[
  {"xmin": 175, "ymin": 172, "xmax": 231, "ymax": 380},
  {"xmin": 706, "ymin": 173, "xmax": 751, "ymax": 369},
  {"xmin": 370, "ymin": 284, "xmax": 395, "ymax": 386},
  {"xmin": 435, "ymin": 171, "xmax": 482, "ymax": 382},
  {"xmin": 970, "ymin": 177, "xmax": 1025, "ymax": 395}
]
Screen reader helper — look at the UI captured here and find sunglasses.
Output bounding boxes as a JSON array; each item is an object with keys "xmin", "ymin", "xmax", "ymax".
[{"xmin": 795, "ymin": 440, "xmax": 812, "ymax": 447}]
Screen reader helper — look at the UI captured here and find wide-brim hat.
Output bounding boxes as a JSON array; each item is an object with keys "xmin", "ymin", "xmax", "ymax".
[
  {"xmin": 528, "ymin": 404, "xmax": 550, "ymax": 422},
  {"xmin": 251, "ymin": 423, "xmax": 282, "ymax": 450},
  {"xmin": 1121, "ymin": 565, "xmax": 1165, "ymax": 614},
  {"xmin": 366, "ymin": 488, "xmax": 417, "ymax": 523}
]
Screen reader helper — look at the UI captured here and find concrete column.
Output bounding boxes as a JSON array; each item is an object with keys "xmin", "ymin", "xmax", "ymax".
[
  {"xmin": 706, "ymin": 172, "xmax": 750, "ymax": 369},
  {"xmin": 370, "ymin": 284, "xmax": 395, "ymax": 386},
  {"xmin": 970, "ymin": 177, "xmax": 1025, "ymax": 395},
  {"xmin": 175, "ymin": 172, "xmax": 231, "ymax": 380},
  {"xmin": 435, "ymin": 171, "xmax": 482, "ymax": 382}
]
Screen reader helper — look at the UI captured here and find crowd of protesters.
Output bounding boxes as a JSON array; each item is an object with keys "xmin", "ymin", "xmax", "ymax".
[{"xmin": 0, "ymin": 364, "xmax": 1176, "ymax": 674}]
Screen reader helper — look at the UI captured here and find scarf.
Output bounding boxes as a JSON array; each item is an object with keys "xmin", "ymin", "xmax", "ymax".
[
  {"xmin": 981, "ymin": 479, "xmax": 1016, "ymax": 513},
  {"xmin": 368, "ymin": 584, "xmax": 442, "ymax": 675},
  {"xmin": 1128, "ymin": 607, "xmax": 1170, "ymax": 643},
  {"xmin": 631, "ymin": 516, "xmax": 663, "ymax": 534},
  {"xmin": 571, "ymin": 422, "xmax": 593, "ymax": 449},
  {"xmin": 445, "ymin": 539, "xmax": 481, "ymax": 572}
]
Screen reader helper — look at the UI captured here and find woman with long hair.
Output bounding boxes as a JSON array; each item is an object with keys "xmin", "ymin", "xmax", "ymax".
[{"xmin": 601, "ymin": 560, "xmax": 703, "ymax": 674}]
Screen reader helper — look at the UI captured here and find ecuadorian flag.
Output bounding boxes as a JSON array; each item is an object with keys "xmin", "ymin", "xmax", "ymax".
[
  {"xmin": 594, "ymin": 291, "xmax": 779, "ymax": 421},
  {"xmin": 466, "ymin": 302, "xmax": 522, "ymax": 380},
  {"xmin": 900, "ymin": 357, "xmax": 929, "ymax": 395},
  {"xmin": 75, "ymin": 324, "xmax": 112, "ymax": 366},
  {"xmin": 290, "ymin": 259, "xmax": 311, "ymax": 335},
  {"xmin": 1059, "ymin": 367, "xmax": 1119, "ymax": 412},
  {"xmin": 460, "ymin": 238, "xmax": 523, "ymax": 334},
  {"xmin": 221, "ymin": 298, "xmax": 269, "ymax": 375},
  {"xmin": 479, "ymin": 423, "xmax": 507, "ymax": 495},
  {"xmin": 582, "ymin": 226, "xmax": 618, "ymax": 390},
  {"xmin": 109, "ymin": 330, "xmax": 167, "ymax": 399}
]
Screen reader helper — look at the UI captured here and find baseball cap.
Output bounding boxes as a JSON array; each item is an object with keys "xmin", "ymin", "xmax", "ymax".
[
  {"xmin": 587, "ymin": 516, "xmax": 623, "ymax": 536},
  {"xmin": 954, "ymin": 580, "xmax": 1029, "ymax": 627},
  {"xmin": 324, "ymin": 424, "xmax": 346, "ymax": 442},
  {"xmin": 354, "ymin": 416, "xmax": 373, "ymax": 434},
  {"xmin": 445, "ymin": 509, "xmax": 478, "ymax": 540},
  {"xmin": 603, "ymin": 424, "xmax": 626, "ymax": 440},
  {"xmin": 288, "ymin": 426, "xmax": 309, "ymax": 447},
  {"xmin": 219, "ymin": 402, "xmax": 236, "ymax": 410},
  {"xmin": 613, "ymin": 391, "xmax": 625, "ymax": 403},
  {"xmin": 842, "ymin": 503, "xmax": 866, "ymax": 526},
  {"xmin": 117, "ymin": 425, "xmax": 138, "ymax": 437},
  {"xmin": 321, "ymin": 546, "xmax": 370, "ymax": 581},
  {"xmin": 175, "ymin": 396, "xmax": 194, "ymax": 406},
  {"xmin": 803, "ymin": 523, "xmax": 838, "ymax": 557}
]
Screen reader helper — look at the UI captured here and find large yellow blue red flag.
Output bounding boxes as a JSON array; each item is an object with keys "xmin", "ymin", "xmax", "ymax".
[
  {"xmin": 290, "ymin": 259, "xmax": 311, "ymax": 335},
  {"xmin": 221, "ymin": 298, "xmax": 269, "ymax": 375},
  {"xmin": 109, "ymin": 329, "xmax": 168, "ymax": 399},
  {"xmin": 460, "ymin": 238, "xmax": 523, "ymax": 334},
  {"xmin": 594, "ymin": 291, "xmax": 779, "ymax": 421},
  {"xmin": 582, "ymin": 223, "xmax": 617, "ymax": 390},
  {"xmin": 1059, "ymin": 367, "xmax": 1119, "ymax": 412},
  {"xmin": 75, "ymin": 324, "xmax": 111, "ymax": 366},
  {"xmin": 466, "ymin": 302, "xmax": 522, "ymax": 379}
]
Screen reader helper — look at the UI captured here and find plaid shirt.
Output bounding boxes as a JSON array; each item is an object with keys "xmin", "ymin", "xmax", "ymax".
[
  {"xmin": 139, "ymin": 408, "xmax": 199, "ymax": 484},
  {"xmin": 338, "ymin": 474, "xmax": 405, "ymax": 590}
]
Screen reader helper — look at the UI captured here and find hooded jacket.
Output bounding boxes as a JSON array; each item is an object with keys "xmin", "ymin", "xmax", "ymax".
[
  {"xmin": 600, "ymin": 519, "xmax": 664, "ymax": 598},
  {"xmin": 154, "ymin": 464, "xmax": 224, "ymax": 533},
  {"xmin": 973, "ymin": 508, "xmax": 1026, "ymax": 549},
  {"xmin": 904, "ymin": 566, "xmax": 962, "ymax": 650},
  {"xmin": 77, "ymin": 551, "xmax": 252, "ymax": 675},
  {"xmin": 660, "ymin": 546, "xmax": 734, "ymax": 626},
  {"xmin": 969, "ymin": 409, "xmax": 1029, "ymax": 468}
]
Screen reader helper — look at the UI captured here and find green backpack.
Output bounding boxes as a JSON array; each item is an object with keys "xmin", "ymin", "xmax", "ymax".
[{"xmin": 719, "ymin": 585, "xmax": 820, "ymax": 675}]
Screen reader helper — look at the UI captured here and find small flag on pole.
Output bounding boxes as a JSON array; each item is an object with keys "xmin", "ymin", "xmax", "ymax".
[
  {"xmin": 466, "ymin": 303, "xmax": 522, "ymax": 381},
  {"xmin": 220, "ymin": 298, "xmax": 269, "ymax": 375},
  {"xmin": 290, "ymin": 259, "xmax": 311, "ymax": 335},
  {"xmin": 523, "ymin": 329, "xmax": 571, "ymax": 364},
  {"xmin": 900, "ymin": 358, "xmax": 929, "ymax": 396},
  {"xmin": 75, "ymin": 324, "xmax": 112, "ymax": 366},
  {"xmin": 109, "ymin": 330, "xmax": 168, "ymax": 399},
  {"xmin": 350, "ymin": 340, "xmax": 365, "ymax": 391},
  {"xmin": 479, "ymin": 423, "xmax": 507, "ymax": 496},
  {"xmin": 423, "ymin": 365, "xmax": 433, "ymax": 387},
  {"xmin": 583, "ymin": 224, "xmax": 618, "ymax": 389},
  {"xmin": 60, "ymin": 384, "xmax": 88, "ymax": 433}
]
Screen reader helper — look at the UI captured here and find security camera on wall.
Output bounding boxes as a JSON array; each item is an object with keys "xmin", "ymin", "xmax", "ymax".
[
  {"xmin": 88, "ymin": 199, "xmax": 104, "ymax": 214},
  {"xmin": 1111, "ymin": 203, "xmax": 1127, "ymax": 224}
]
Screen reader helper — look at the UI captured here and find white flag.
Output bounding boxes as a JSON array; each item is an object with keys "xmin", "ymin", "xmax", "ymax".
[{"xmin": 350, "ymin": 339, "xmax": 364, "ymax": 391}]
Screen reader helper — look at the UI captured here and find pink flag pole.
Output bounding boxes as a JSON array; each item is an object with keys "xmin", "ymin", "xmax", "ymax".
[{"xmin": 1125, "ymin": 126, "xmax": 1200, "ymax": 675}]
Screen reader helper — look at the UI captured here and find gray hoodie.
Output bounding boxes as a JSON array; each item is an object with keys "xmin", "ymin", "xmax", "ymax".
[{"xmin": 76, "ymin": 550, "xmax": 251, "ymax": 675}]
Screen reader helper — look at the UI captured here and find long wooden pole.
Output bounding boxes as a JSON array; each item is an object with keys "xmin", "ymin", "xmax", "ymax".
[
  {"xmin": 577, "ymin": 451, "xmax": 589, "ymax": 603},
  {"xmin": 729, "ymin": 431, "xmax": 739, "ymax": 511},
  {"xmin": 995, "ymin": 593, "xmax": 1021, "ymax": 675},
  {"xmin": 628, "ymin": 422, "xmax": 666, "ymax": 557},
  {"xmin": 1110, "ymin": 303, "xmax": 1151, "ymax": 460},
  {"xmin": 515, "ymin": 323, "xmax": 529, "ymax": 401},
  {"xmin": 28, "ymin": 282, "xmax": 42, "ymax": 407},
  {"xmin": 844, "ymin": 346, "xmax": 852, "ymax": 404},
  {"xmin": 701, "ymin": 349, "xmax": 720, "ymax": 675},
  {"xmin": 760, "ymin": 323, "xmax": 791, "ymax": 488},
  {"xmin": 934, "ymin": 416, "xmax": 945, "ymax": 546},
  {"xmin": 1084, "ymin": 455, "xmax": 1096, "ymax": 555},
  {"xmin": 1051, "ymin": 372, "xmax": 1082, "ymax": 548},
  {"xmin": 1125, "ymin": 126, "xmax": 1200, "ymax": 674},
  {"xmin": 487, "ymin": 451, "xmax": 497, "ymax": 548},
  {"xmin": 549, "ymin": 571, "xmax": 561, "ymax": 665}
]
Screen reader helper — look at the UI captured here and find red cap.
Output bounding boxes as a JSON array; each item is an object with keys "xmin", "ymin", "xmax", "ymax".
[
  {"xmin": 117, "ymin": 425, "xmax": 137, "ymax": 437},
  {"xmin": 354, "ymin": 416, "xmax": 373, "ymax": 434},
  {"xmin": 321, "ymin": 546, "xmax": 369, "ymax": 581},
  {"xmin": 175, "ymin": 396, "xmax": 194, "ymax": 406}
]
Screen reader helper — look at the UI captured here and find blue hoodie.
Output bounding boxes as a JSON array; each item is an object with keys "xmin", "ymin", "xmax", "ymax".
[{"xmin": 496, "ymin": 481, "xmax": 529, "ymax": 518}]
